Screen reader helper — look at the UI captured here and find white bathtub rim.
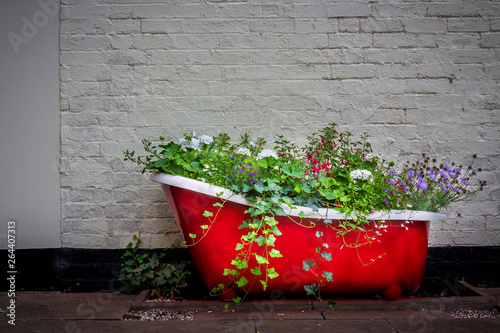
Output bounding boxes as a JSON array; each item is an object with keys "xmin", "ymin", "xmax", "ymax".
[{"xmin": 150, "ymin": 172, "xmax": 448, "ymax": 221}]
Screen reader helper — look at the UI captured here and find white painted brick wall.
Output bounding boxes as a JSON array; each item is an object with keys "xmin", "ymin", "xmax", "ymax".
[{"xmin": 60, "ymin": 0, "xmax": 499, "ymax": 249}]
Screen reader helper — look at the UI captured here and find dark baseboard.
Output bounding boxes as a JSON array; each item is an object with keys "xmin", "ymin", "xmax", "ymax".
[{"xmin": 1, "ymin": 246, "xmax": 499, "ymax": 295}]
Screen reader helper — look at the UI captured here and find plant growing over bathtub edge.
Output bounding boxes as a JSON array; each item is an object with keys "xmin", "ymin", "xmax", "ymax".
[{"xmin": 124, "ymin": 123, "xmax": 485, "ymax": 305}]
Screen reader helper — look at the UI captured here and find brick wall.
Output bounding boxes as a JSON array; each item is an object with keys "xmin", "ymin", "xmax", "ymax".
[{"xmin": 60, "ymin": 0, "xmax": 499, "ymax": 249}]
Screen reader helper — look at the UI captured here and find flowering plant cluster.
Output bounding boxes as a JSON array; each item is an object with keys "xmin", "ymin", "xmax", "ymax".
[
  {"xmin": 124, "ymin": 123, "xmax": 485, "ymax": 304},
  {"xmin": 125, "ymin": 124, "xmax": 484, "ymax": 218}
]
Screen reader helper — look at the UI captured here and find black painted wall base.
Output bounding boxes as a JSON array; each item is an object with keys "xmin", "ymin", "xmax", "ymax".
[{"xmin": 1, "ymin": 247, "xmax": 499, "ymax": 295}]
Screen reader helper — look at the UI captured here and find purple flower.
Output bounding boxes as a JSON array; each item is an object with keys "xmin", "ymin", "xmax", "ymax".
[
  {"xmin": 407, "ymin": 170, "xmax": 416, "ymax": 179},
  {"xmin": 416, "ymin": 180, "xmax": 428, "ymax": 190},
  {"xmin": 437, "ymin": 170, "xmax": 448, "ymax": 179},
  {"xmin": 389, "ymin": 178, "xmax": 397, "ymax": 185},
  {"xmin": 428, "ymin": 170, "xmax": 437, "ymax": 181}
]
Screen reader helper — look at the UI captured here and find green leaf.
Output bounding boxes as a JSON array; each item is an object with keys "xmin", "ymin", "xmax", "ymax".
[
  {"xmin": 302, "ymin": 260, "xmax": 315, "ymax": 271},
  {"xmin": 254, "ymin": 183, "xmax": 267, "ymax": 193},
  {"xmin": 188, "ymin": 233, "xmax": 197, "ymax": 239},
  {"xmin": 315, "ymin": 231, "xmax": 323, "ymax": 238},
  {"xmin": 240, "ymin": 183, "xmax": 251, "ymax": 192},
  {"xmin": 271, "ymin": 206, "xmax": 286, "ymax": 216},
  {"xmin": 267, "ymin": 182, "xmax": 282, "ymax": 192},
  {"xmin": 282, "ymin": 164, "xmax": 304, "ymax": 178},
  {"xmin": 231, "ymin": 258, "xmax": 248, "ymax": 270},
  {"xmin": 322, "ymin": 271, "xmax": 333, "ymax": 282},
  {"xmin": 267, "ymin": 234, "xmax": 277, "ymax": 246},
  {"xmin": 304, "ymin": 283, "xmax": 318, "ymax": 296},
  {"xmin": 223, "ymin": 268, "xmax": 239, "ymax": 277},
  {"xmin": 253, "ymin": 254, "xmax": 269, "ymax": 264},
  {"xmin": 213, "ymin": 202, "xmax": 224, "ymax": 207},
  {"xmin": 203, "ymin": 211, "xmax": 214, "ymax": 217},
  {"xmin": 255, "ymin": 235, "xmax": 267, "ymax": 246},
  {"xmin": 320, "ymin": 176, "xmax": 338, "ymax": 189},
  {"xmin": 236, "ymin": 276, "xmax": 248, "ymax": 288},
  {"xmin": 260, "ymin": 280, "xmax": 268, "ymax": 291},
  {"xmin": 321, "ymin": 252, "xmax": 332, "ymax": 262},
  {"xmin": 235, "ymin": 243, "xmax": 245, "ymax": 250},
  {"xmin": 327, "ymin": 300, "xmax": 336, "ymax": 308},
  {"xmin": 200, "ymin": 225, "xmax": 209, "ymax": 230},
  {"xmin": 251, "ymin": 267, "xmax": 262, "ymax": 276},
  {"xmin": 270, "ymin": 225, "xmax": 282, "ymax": 236},
  {"xmin": 189, "ymin": 161, "xmax": 203, "ymax": 172},
  {"xmin": 298, "ymin": 211, "xmax": 308, "ymax": 219},
  {"xmin": 263, "ymin": 216, "xmax": 278, "ymax": 227},
  {"xmin": 267, "ymin": 268, "xmax": 279, "ymax": 279},
  {"xmin": 269, "ymin": 249, "xmax": 283, "ymax": 258},
  {"xmin": 318, "ymin": 188, "xmax": 337, "ymax": 200},
  {"xmin": 256, "ymin": 159, "xmax": 268, "ymax": 168}
]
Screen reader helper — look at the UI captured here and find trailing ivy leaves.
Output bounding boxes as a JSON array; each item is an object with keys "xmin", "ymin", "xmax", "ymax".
[
  {"xmin": 253, "ymin": 253, "xmax": 269, "ymax": 265},
  {"xmin": 269, "ymin": 249, "xmax": 283, "ymax": 258},
  {"xmin": 322, "ymin": 271, "xmax": 333, "ymax": 282},
  {"xmin": 304, "ymin": 283, "xmax": 318, "ymax": 296},
  {"xmin": 236, "ymin": 276, "xmax": 249, "ymax": 288},
  {"xmin": 250, "ymin": 267, "xmax": 262, "ymax": 276},
  {"xmin": 321, "ymin": 252, "xmax": 332, "ymax": 262},
  {"xmin": 267, "ymin": 268, "xmax": 279, "ymax": 279},
  {"xmin": 303, "ymin": 260, "xmax": 315, "ymax": 271},
  {"xmin": 118, "ymin": 233, "xmax": 193, "ymax": 297}
]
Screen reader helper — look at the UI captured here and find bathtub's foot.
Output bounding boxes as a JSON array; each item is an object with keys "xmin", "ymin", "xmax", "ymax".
[{"xmin": 382, "ymin": 285, "xmax": 402, "ymax": 299}]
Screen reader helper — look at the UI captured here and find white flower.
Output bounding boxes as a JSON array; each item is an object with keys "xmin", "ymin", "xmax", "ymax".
[
  {"xmin": 178, "ymin": 137, "xmax": 190, "ymax": 148},
  {"xmin": 365, "ymin": 152, "xmax": 381, "ymax": 160},
  {"xmin": 237, "ymin": 147, "xmax": 251, "ymax": 156},
  {"xmin": 199, "ymin": 135, "xmax": 213, "ymax": 145},
  {"xmin": 256, "ymin": 149, "xmax": 278, "ymax": 160},
  {"xmin": 178, "ymin": 137, "xmax": 201, "ymax": 150},
  {"xmin": 350, "ymin": 169, "xmax": 373, "ymax": 181},
  {"xmin": 190, "ymin": 138, "xmax": 200, "ymax": 150}
]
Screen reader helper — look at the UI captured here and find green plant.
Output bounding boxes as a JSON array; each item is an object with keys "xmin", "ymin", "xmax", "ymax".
[
  {"xmin": 118, "ymin": 232, "xmax": 192, "ymax": 297},
  {"xmin": 124, "ymin": 123, "xmax": 485, "ymax": 307}
]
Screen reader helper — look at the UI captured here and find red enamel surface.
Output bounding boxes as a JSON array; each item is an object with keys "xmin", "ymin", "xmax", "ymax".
[{"xmin": 162, "ymin": 184, "xmax": 431, "ymax": 298}]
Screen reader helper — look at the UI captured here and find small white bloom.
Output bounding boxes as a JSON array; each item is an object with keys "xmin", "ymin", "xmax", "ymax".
[
  {"xmin": 178, "ymin": 138, "xmax": 190, "ymax": 148},
  {"xmin": 190, "ymin": 138, "xmax": 200, "ymax": 150},
  {"xmin": 178, "ymin": 136, "xmax": 201, "ymax": 150},
  {"xmin": 350, "ymin": 169, "xmax": 373, "ymax": 181},
  {"xmin": 237, "ymin": 147, "xmax": 251, "ymax": 156},
  {"xmin": 249, "ymin": 141, "xmax": 256, "ymax": 146},
  {"xmin": 256, "ymin": 149, "xmax": 278, "ymax": 160},
  {"xmin": 199, "ymin": 135, "xmax": 213, "ymax": 145},
  {"xmin": 365, "ymin": 152, "xmax": 381, "ymax": 160}
]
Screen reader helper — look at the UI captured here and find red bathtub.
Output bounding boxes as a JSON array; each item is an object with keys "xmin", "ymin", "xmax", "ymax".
[{"xmin": 151, "ymin": 173, "xmax": 447, "ymax": 298}]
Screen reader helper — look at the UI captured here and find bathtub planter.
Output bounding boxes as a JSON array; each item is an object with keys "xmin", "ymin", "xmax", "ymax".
[{"xmin": 151, "ymin": 173, "xmax": 447, "ymax": 299}]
